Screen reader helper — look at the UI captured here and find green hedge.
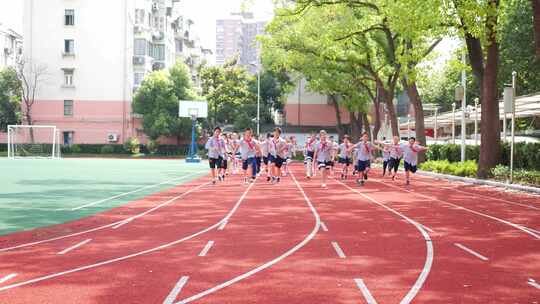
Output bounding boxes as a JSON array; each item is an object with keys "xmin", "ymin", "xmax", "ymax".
[
  {"xmin": 0, "ymin": 144, "xmax": 6, "ymax": 152},
  {"xmin": 491, "ymin": 165, "xmax": 540, "ymax": 186},
  {"xmin": 427, "ymin": 143, "xmax": 540, "ymax": 170},
  {"xmin": 420, "ymin": 160, "xmax": 478, "ymax": 178}
]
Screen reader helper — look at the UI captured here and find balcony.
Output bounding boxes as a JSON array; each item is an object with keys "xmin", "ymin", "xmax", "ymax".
[{"xmin": 133, "ymin": 56, "xmax": 146, "ymax": 65}]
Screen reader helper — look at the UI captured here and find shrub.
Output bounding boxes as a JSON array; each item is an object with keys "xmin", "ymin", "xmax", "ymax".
[
  {"xmin": 420, "ymin": 160, "xmax": 477, "ymax": 177},
  {"xmin": 70, "ymin": 144, "xmax": 82, "ymax": 154},
  {"xmin": 491, "ymin": 165, "xmax": 540, "ymax": 186},
  {"xmin": 123, "ymin": 137, "xmax": 140, "ymax": 154},
  {"xmin": 147, "ymin": 140, "xmax": 159, "ymax": 154},
  {"xmin": 100, "ymin": 145, "xmax": 115, "ymax": 154}
]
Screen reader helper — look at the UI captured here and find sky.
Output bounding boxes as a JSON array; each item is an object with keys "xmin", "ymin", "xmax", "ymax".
[{"xmin": 0, "ymin": 0, "xmax": 456, "ymax": 67}]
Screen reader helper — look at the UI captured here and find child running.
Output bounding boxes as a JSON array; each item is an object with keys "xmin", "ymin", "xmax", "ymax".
[
  {"xmin": 338, "ymin": 135, "xmax": 353, "ymax": 179},
  {"xmin": 268, "ymin": 127, "xmax": 287, "ymax": 184},
  {"xmin": 237, "ymin": 128, "xmax": 260, "ymax": 184},
  {"xmin": 401, "ymin": 137, "xmax": 428, "ymax": 185},
  {"xmin": 352, "ymin": 132, "xmax": 381, "ymax": 186},
  {"xmin": 313, "ymin": 130, "xmax": 334, "ymax": 188},
  {"xmin": 205, "ymin": 127, "xmax": 226, "ymax": 184},
  {"xmin": 388, "ymin": 136, "xmax": 404, "ymax": 181},
  {"xmin": 283, "ymin": 136, "xmax": 296, "ymax": 176},
  {"xmin": 304, "ymin": 132, "xmax": 317, "ymax": 179},
  {"xmin": 382, "ymin": 138, "xmax": 391, "ymax": 177}
]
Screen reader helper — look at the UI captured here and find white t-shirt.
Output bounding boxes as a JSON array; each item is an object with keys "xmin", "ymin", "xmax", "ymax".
[
  {"xmin": 401, "ymin": 143, "xmax": 424, "ymax": 166},
  {"xmin": 355, "ymin": 142, "xmax": 375, "ymax": 161},
  {"xmin": 238, "ymin": 138, "xmax": 258, "ymax": 160},
  {"xmin": 314, "ymin": 140, "xmax": 333, "ymax": 162},
  {"xmin": 339, "ymin": 143, "xmax": 352, "ymax": 158},
  {"xmin": 269, "ymin": 137, "xmax": 287, "ymax": 158},
  {"xmin": 305, "ymin": 138, "xmax": 317, "ymax": 153},
  {"xmin": 389, "ymin": 143, "xmax": 403, "ymax": 159},
  {"xmin": 260, "ymin": 139, "xmax": 269, "ymax": 156},
  {"xmin": 205, "ymin": 136, "xmax": 225, "ymax": 158}
]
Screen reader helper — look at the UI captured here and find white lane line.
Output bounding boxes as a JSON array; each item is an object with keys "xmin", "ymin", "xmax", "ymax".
[
  {"xmin": 418, "ymin": 223, "xmax": 435, "ymax": 234},
  {"xmin": 331, "ymin": 241, "xmax": 346, "ymax": 259},
  {"xmin": 528, "ymin": 278, "xmax": 540, "ymax": 289},
  {"xmin": 335, "ymin": 180, "xmax": 433, "ymax": 304},
  {"xmin": 0, "ymin": 274, "xmax": 17, "ymax": 284},
  {"xmin": 111, "ymin": 219, "xmax": 132, "ymax": 230},
  {"xmin": 321, "ymin": 221, "xmax": 329, "ymax": 232},
  {"xmin": 374, "ymin": 179, "xmax": 540, "ymax": 240},
  {"xmin": 454, "ymin": 243, "xmax": 489, "ymax": 261},
  {"xmin": 173, "ymin": 170, "xmax": 321, "ymax": 304},
  {"xmin": 163, "ymin": 276, "xmax": 189, "ymax": 304},
  {"xmin": 0, "ymin": 181, "xmax": 210, "ymax": 253},
  {"xmin": 354, "ymin": 278, "xmax": 378, "ymax": 304},
  {"xmin": 217, "ymin": 221, "xmax": 227, "ymax": 230},
  {"xmin": 198, "ymin": 241, "xmax": 214, "ymax": 257},
  {"xmin": 0, "ymin": 182, "xmax": 255, "ymax": 292},
  {"xmin": 57, "ymin": 239, "xmax": 92, "ymax": 255},
  {"xmin": 421, "ymin": 180, "xmax": 540, "ymax": 211},
  {"xmin": 69, "ymin": 171, "xmax": 204, "ymax": 211}
]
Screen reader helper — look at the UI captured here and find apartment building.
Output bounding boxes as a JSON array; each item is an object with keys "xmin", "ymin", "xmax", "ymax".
[
  {"xmin": 0, "ymin": 24, "xmax": 22, "ymax": 69},
  {"xmin": 216, "ymin": 12, "xmax": 266, "ymax": 72},
  {"xmin": 22, "ymin": 0, "xmax": 207, "ymax": 145}
]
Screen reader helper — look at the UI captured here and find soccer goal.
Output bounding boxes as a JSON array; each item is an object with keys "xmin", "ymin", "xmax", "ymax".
[{"xmin": 7, "ymin": 125, "xmax": 61, "ymax": 159}]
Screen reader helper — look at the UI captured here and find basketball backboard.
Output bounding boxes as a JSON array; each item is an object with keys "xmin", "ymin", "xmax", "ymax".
[{"xmin": 179, "ymin": 100, "xmax": 208, "ymax": 119}]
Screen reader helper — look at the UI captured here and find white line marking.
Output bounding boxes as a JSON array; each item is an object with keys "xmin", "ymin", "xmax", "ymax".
[
  {"xmin": 0, "ymin": 274, "xmax": 17, "ymax": 284},
  {"xmin": 528, "ymin": 278, "xmax": 540, "ymax": 289},
  {"xmin": 335, "ymin": 180, "xmax": 433, "ymax": 304},
  {"xmin": 173, "ymin": 171, "xmax": 321, "ymax": 304},
  {"xmin": 418, "ymin": 223, "xmax": 435, "ymax": 234},
  {"xmin": 111, "ymin": 219, "xmax": 132, "ymax": 230},
  {"xmin": 0, "ymin": 182, "xmax": 254, "ymax": 292},
  {"xmin": 163, "ymin": 276, "xmax": 189, "ymax": 304},
  {"xmin": 454, "ymin": 243, "xmax": 489, "ymax": 261},
  {"xmin": 198, "ymin": 241, "xmax": 214, "ymax": 257},
  {"xmin": 321, "ymin": 221, "xmax": 328, "ymax": 232},
  {"xmin": 0, "ymin": 181, "xmax": 210, "ymax": 253},
  {"xmin": 57, "ymin": 239, "xmax": 92, "ymax": 255},
  {"xmin": 218, "ymin": 221, "xmax": 227, "ymax": 230},
  {"xmin": 415, "ymin": 179, "xmax": 540, "ymax": 211},
  {"xmin": 331, "ymin": 241, "xmax": 346, "ymax": 258},
  {"xmin": 374, "ymin": 179, "xmax": 540, "ymax": 240},
  {"xmin": 354, "ymin": 278, "xmax": 378, "ymax": 304},
  {"xmin": 69, "ymin": 171, "xmax": 204, "ymax": 211}
]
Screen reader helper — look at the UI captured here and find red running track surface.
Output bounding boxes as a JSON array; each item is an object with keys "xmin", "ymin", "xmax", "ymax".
[{"xmin": 0, "ymin": 164, "xmax": 538, "ymax": 303}]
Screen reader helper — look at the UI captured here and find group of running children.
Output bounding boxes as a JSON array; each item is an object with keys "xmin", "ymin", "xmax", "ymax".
[{"xmin": 205, "ymin": 126, "xmax": 428, "ymax": 188}]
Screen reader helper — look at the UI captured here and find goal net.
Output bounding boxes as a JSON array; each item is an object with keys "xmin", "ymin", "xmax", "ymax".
[{"xmin": 7, "ymin": 125, "xmax": 61, "ymax": 159}]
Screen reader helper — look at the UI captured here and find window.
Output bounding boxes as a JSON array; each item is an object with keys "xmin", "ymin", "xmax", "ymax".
[
  {"xmin": 64, "ymin": 39, "xmax": 74, "ymax": 54},
  {"xmin": 153, "ymin": 44, "xmax": 165, "ymax": 60},
  {"xmin": 63, "ymin": 131, "xmax": 74, "ymax": 145},
  {"xmin": 64, "ymin": 100, "xmax": 73, "ymax": 116},
  {"xmin": 134, "ymin": 72, "xmax": 144, "ymax": 86},
  {"xmin": 134, "ymin": 39, "xmax": 147, "ymax": 56},
  {"xmin": 63, "ymin": 69, "xmax": 74, "ymax": 86},
  {"xmin": 65, "ymin": 9, "xmax": 75, "ymax": 26}
]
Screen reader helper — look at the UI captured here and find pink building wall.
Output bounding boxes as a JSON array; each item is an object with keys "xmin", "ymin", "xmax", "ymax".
[{"xmin": 284, "ymin": 104, "xmax": 351, "ymax": 126}]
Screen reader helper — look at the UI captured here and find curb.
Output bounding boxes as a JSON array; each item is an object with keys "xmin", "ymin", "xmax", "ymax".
[{"xmin": 418, "ymin": 171, "xmax": 540, "ymax": 195}]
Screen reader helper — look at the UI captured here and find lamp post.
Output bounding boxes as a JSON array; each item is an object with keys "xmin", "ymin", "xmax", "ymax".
[
  {"xmin": 510, "ymin": 71, "xmax": 517, "ymax": 183},
  {"xmin": 460, "ymin": 52, "xmax": 467, "ymax": 162},
  {"xmin": 452, "ymin": 102, "xmax": 456, "ymax": 144},
  {"xmin": 249, "ymin": 62, "xmax": 261, "ymax": 135},
  {"xmin": 474, "ymin": 98, "xmax": 479, "ymax": 145},
  {"xmin": 434, "ymin": 108, "xmax": 438, "ymax": 143}
]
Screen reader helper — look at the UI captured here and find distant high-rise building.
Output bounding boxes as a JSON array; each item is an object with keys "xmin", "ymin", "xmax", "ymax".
[
  {"xmin": 0, "ymin": 24, "xmax": 22, "ymax": 69},
  {"xmin": 215, "ymin": 13, "xmax": 266, "ymax": 73}
]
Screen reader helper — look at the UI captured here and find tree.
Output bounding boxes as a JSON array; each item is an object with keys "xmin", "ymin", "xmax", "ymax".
[
  {"xmin": 199, "ymin": 61, "xmax": 256, "ymax": 129},
  {"xmin": 133, "ymin": 61, "xmax": 197, "ymax": 144},
  {"xmin": 531, "ymin": 0, "xmax": 540, "ymax": 59},
  {"xmin": 0, "ymin": 68, "xmax": 22, "ymax": 131},
  {"xmin": 16, "ymin": 59, "xmax": 49, "ymax": 142}
]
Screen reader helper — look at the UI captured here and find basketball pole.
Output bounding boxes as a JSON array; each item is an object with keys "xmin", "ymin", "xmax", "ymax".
[{"xmin": 186, "ymin": 115, "xmax": 200, "ymax": 163}]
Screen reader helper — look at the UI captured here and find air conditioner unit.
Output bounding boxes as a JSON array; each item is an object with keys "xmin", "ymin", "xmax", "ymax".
[
  {"xmin": 152, "ymin": 3, "xmax": 158, "ymax": 11},
  {"xmin": 134, "ymin": 25, "xmax": 143, "ymax": 33},
  {"xmin": 107, "ymin": 133, "xmax": 119, "ymax": 142},
  {"xmin": 4, "ymin": 47, "xmax": 12, "ymax": 54}
]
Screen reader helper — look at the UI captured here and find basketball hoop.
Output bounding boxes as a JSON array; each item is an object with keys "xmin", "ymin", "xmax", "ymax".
[{"xmin": 179, "ymin": 100, "xmax": 208, "ymax": 163}]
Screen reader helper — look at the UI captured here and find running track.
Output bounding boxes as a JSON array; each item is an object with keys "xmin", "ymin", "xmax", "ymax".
[{"xmin": 0, "ymin": 163, "xmax": 538, "ymax": 303}]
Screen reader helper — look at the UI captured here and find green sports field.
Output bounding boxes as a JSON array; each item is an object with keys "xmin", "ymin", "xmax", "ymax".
[{"xmin": 0, "ymin": 158, "xmax": 207, "ymax": 236}]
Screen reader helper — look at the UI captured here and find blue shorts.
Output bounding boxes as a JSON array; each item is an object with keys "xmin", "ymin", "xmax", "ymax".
[
  {"xmin": 339, "ymin": 157, "xmax": 351, "ymax": 166},
  {"xmin": 404, "ymin": 161, "xmax": 417, "ymax": 173},
  {"xmin": 242, "ymin": 157, "xmax": 256, "ymax": 171},
  {"xmin": 357, "ymin": 160, "xmax": 371, "ymax": 172}
]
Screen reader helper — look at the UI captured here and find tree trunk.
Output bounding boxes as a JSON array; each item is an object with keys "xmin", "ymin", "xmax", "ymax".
[
  {"xmin": 381, "ymin": 89, "xmax": 399, "ymax": 137},
  {"xmin": 362, "ymin": 113, "xmax": 370, "ymax": 137},
  {"xmin": 477, "ymin": 0, "xmax": 502, "ymax": 178},
  {"xmin": 25, "ymin": 110, "xmax": 35, "ymax": 143},
  {"xmin": 330, "ymin": 95, "xmax": 345, "ymax": 139},
  {"xmin": 532, "ymin": 0, "xmax": 540, "ymax": 60},
  {"xmin": 403, "ymin": 79, "xmax": 427, "ymax": 163},
  {"xmin": 350, "ymin": 112, "xmax": 361, "ymax": 140},
  {"xmin": 372, "ymin": 95, "xmax": 381, "ymax": 140}
]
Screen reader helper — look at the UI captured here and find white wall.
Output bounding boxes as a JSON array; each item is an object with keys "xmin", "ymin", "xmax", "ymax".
[
  {"xmin": 286, "ymin": 78, "xmax": 328, "ymax": 105},
  {"xmin": 23, "ymin": 0, "xmax": 134, "ymax": 102}
]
